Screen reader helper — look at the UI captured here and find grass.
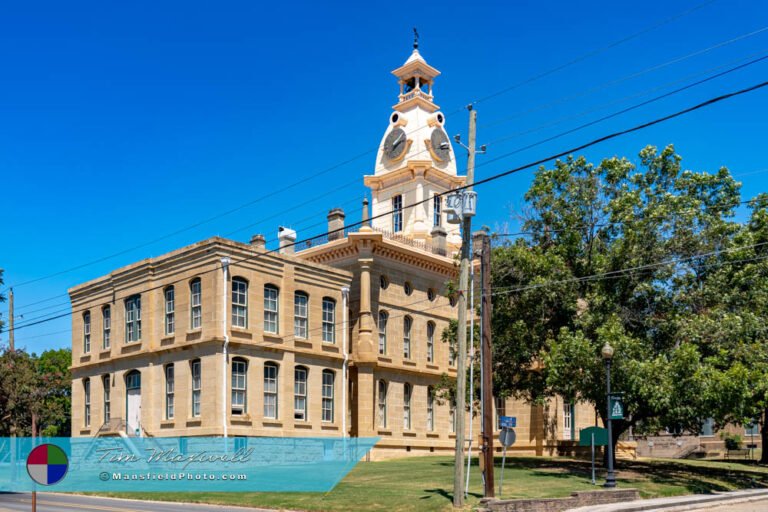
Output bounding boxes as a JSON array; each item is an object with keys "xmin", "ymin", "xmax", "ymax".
[{"xmin": 91, "ymin": 455, "xmax": 768, "ymax": 512}]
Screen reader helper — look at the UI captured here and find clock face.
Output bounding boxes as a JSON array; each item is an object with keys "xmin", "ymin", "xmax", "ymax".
[
  {"xmin": 430, "ymin": 128, "xmax": 451, "ymax": 162},
  {"xmin": 384, "ymin": 127, "xmax": 407, "ymax": 161}
]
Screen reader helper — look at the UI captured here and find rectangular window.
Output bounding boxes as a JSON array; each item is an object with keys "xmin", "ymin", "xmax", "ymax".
[
  {"xmin": 165, "ymin": 286, "xmax": 175, "ymax": 335},
  {"xmin": 102, "ymin": 306, "xmax": 111, "ymax": 349},
  {"xmin": 191, "ymin": 360, "xmax": 201, "ymax": 417},
  {"xmin": 83, "ymin": 311, "xmax": 91, "ymax": 353},
  {"xmin": 427, "ymin": 387, "xmax": 434, "ymax": 431},
  {"xmin": 563, "ymin": 402, "xmax": 573, "ymax": 440},
  {"xmin": 125, "ymin": 295, "xmax": 141, "ymax": 343},
  {"xmin": 378, "ymin": 381, "xmax": 387, "ymax": 428},
  {"xmin": 231, "ymin": 359, "xmax": 247, "ymax": 415},
  {"xmin": 294, "ymin": 367, "xmax": 308, "ymax": 421},
  {"xmin": 165, "ymin": 365, "xmax": 175, "ymax": 420},
  {"xmin": 294, "ymin": 292, "xmax": 308, "ymax": 338},
  {"xmin": 746, "ymin": 422, "xmax": 760, "ymax": 437},
  {"xmin": 378, "ymin": 311, "xmax": 388, "ymax": 355},
  {"xmin": 264, "ymin": 286, "xmax": 279, "ymax": 334},
  {"xmin": 403, "ymin": 316, "xmax": 412, "ymax": 359},
  {"xmin": 102, "ymin": 375, "xmax": 110, "ymax": 423},
  {"xmin": 322, "ymin": 298, "xmax": 335, "ymax": 343},
  {"xmin": 190, "ymin": 279, "xmax": 202, "ymax": 329},
  {"xmin": 427, "ymin": 322, "xmax": 434, "ymax": 363},
  {"xmin": 433, "ymin": 195, "xmax": 442, "ymax": 227},
  {"xmin": 392, "ymin": 195, "xmax": 403, "ymax": 232},
  {"xmin": 495, "ymin": 396, "xmax": 506, "ymax": 431},
  {"xmin": 232, "ymin": 279, "xmax": 248, "ymax": 328},
  {"xmin": 322, "ymin": 370, "xmax": 334, "ymax": 423},
  {"xmin": 700, "ymin": 417, "xmax": 714, "ymax": 437},
  {"xmin": 450, "ymin": 399, "xmax": 457, "ymax": 433},
  {"xmin": 84, "ymin": 379, "xmax": 91, "ymax": 427},
  {"xmin": 403, "ymin": 383, "xmax": 411, "ymax": 430},
  {"xmin": 264, "ymin": 363, "xmax": 278, "ymax": 419}
]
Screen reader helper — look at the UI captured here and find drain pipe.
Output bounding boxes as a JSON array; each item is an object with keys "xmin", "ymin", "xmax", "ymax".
[
  {"xmin": 341, "ymin": 286, "xmax": 350, "ymax": 440},
  {"xmin": 221, "ymin": 257, "xmax": 231, "ymax": 441}
]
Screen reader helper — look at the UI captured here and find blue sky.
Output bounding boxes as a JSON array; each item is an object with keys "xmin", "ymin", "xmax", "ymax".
[{"xmin": 2, "ymin": 0, "xmax": 768, "ymax": 352}]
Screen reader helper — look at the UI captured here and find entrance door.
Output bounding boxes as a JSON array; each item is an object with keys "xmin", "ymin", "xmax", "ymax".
[{"xmin": 125, "ymin": 370, "xmax": 141, "ymax": 436}]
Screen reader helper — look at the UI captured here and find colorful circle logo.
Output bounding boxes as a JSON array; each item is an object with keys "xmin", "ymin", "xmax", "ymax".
[{"xmin": 26, "ymin": 444, "xmax": 68, "ymax": 486}]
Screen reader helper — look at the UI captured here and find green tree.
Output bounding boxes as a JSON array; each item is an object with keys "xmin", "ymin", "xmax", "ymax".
[{"xmin": 491, "ymin": 145, "xmax": 742, "ymax": 459}]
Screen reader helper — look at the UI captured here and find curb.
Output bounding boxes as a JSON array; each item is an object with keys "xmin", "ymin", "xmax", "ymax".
[{"xmin": 566, "ymin": 488, "xmax": 768, "ymax": 512}]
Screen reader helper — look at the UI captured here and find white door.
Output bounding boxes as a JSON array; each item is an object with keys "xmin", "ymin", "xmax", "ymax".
[{"xmin": 127, "ymin": 388, "xmax": 141, "ymax": 436}]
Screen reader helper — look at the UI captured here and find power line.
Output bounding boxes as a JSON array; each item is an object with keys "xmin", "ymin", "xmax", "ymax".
[{"xmin": 6, "ymin": 78, "xmax": 768, "ymax": 335}]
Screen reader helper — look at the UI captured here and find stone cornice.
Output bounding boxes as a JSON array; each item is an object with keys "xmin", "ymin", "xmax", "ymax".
[{"xmin": 364, "ymin": 163, "xmax": 466, "ymax": 191}]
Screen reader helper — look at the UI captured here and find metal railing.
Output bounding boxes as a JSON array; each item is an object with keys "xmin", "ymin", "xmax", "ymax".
[{"xmin": 301, "ymin": 226, "xmax": 448, "ymax": 257}]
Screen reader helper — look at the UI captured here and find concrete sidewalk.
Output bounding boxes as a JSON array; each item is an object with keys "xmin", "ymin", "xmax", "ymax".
[{"xmin": 567, "ymin": 488, "xmax": 768, "ymax": 512}]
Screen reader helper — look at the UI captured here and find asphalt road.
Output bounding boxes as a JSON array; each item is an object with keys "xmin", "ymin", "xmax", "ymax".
[
  {"xmin": 688, "ymin": 498, "xmax": 768, "ymax": 511},
  {"xmin": 0, "ymin": 493, "xmax": 279, "ymax": 512}
]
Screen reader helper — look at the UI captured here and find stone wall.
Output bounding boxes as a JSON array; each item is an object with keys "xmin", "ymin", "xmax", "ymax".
[{"xmin": 478, "ymin": 489, "xmax": 641, "ymax": 512}]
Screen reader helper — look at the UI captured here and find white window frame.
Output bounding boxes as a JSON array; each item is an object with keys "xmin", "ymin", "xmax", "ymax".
[
  {"xmin": 231, "ymin": 358, "xmax": 247, "ymax": 415},
  {"xmin": 164, "ymin": 286, "xmax": 175, "ymax": 335},
  {"xmin": 392, "ymin": 194, "xmax": 403, "ymax": 232},
  {"xmin": 83, "ymin": 311, "xmax": 91, "ymax": 353},
  {"xmin": 433, "ymin": 195, "xmax": 442, "ymax": 227},
  {"xmin": 322, "ymin": 298, "xmax": 335, "ymax": 343},
  {"xmin": 294, "ymin": 367, "xmax": 308, "ymax": 421},
  {"xmin": 125, "ymin": 295, "xmax": 141, "ymax": 343},
  {"xmin": 563, "ymin": 401, "xmax": 574, "ymax": 441},
  {"xmin": 165, "ymin": 364, "xmax": 175, "ymax": 420},
  {"xmin": 102, "ymin": 306, "xmax": 111, "ymax": 350},
  {"xmin": 232, "ymin": 278, "xmax": 248, "ymax": 328},
  {"xmin": 427, "ymin": 322, "xmax": 435, "ymax": 363},
  {"xmin": 322, "ymin": 370, "xmax": 335, "ymax": 423},
  {"xmin": 403, "ymin": 383, "xmax": 412, "ymax": 430},
  {"xmin": 84, "ymin": 378, "xmax": 91, "ymax": 427},
  {"xmin": 190, "ymin": 279, "xmax": 202, "ymax": 330},
  {"xmin": 191, "ymin": 360, "xmax": 201, "ymax": 417},
  {"xmin": 427, "ymin": 386, "xmax": 435, "ymax": 431},
  {"xmin": 294, "ymin": 292, "xmax": 308, "ymax": 339},
  {"xmin": 403, "ymin": 316, "xmax": 412, "ymax": 359},
  {"xmin": 378, "ymin": 311, "xmax": 388, "ymax": 355},
  {"xmin": 264, "ymin": 285, "xmax": 279, "ymax": 334},
  {"xmin": 264, "ymin": 363, "xmax": 278, "ymax": 419},
  {"xmin": 102, "ymin": 374, "xmax": 110, "ymax": 423},
  {"xmin": 450, "ymin": 399, "xmax": 457, "ymax": 433},
  {"xmin": 378, "ymin": 380, "xmax": 388, "ymax": 428}
]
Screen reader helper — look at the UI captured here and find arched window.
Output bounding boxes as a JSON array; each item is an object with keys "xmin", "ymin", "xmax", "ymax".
[
  {"xmin": 450, "ymin": 393, "xmax": 457, "ymax": 433},
  {"xmin": 83, "ymin": 311, "xmax": 91, "ymax": 353},
  {"xmin": 165, "ymin": 364, "xmax": 175, "ymax": 420},
  {"xmin": 232, "ymin": 278, "xmax": 248, "ymax": 328},
  {"xmin": 294, "ymin": 366, "xmax": 308, "ymax": 421},
  {"xmin": 264, "ymin": 285, "xmax": 279, "ymax": 334},
  {"xmin": 378, "ymin": 311, "xmax": 388, "ymax": 355},
  {"xmin": 125, "ymin": 295, "xmax": 141, "ymax": 342},
  {"xmin": 403, "ymin": 383, "xmax": 412, "ymax": 430},
  {"xmin": 403, "ymin": 316, "xmax": 412, "ymax": 359},
  {"xmin": 377, "ymin": 380, "xmax": 388, "ymax": 428},
  {"xmin": 427, "ymin": 386, "xmax": 435, "ymax": 431},
  {"xmin": 190, "ymin": 278, "xmax": 202, "ymax": 329},
  {"xmin": 83, "ymin": 378, "xmax": 91, "ymax": 427},
  {"xmin": 231, "ymin": 357, "xmax": 247, "ymax": 415},
  {"xmin": 102, "ymin": 306, "xmax": 111, "ymax": 349},
  {"xmin": 102, "ymin": 374, "xmax": 111, "ymax": 423},
  {"xmin": 294, "ymin": 291, "xmax": 308, "ymax": 338},
  {"xmin": 322, "ymin": 297, "xmax": 336, "ymax": 343},
  {"xmin": 190, "ymin": 359, "xmax": 201, "ymax": 417},
  {"xmin": 264, "ymin": 362, "xmax": 279, "ymax": 419},
  {"xmin": 322, "ymin": 370, "xmax": 335, "ymax": 423},
  {"xmin": 426, "ymin": 321, "xmax": 435, "ymax": 363},
  {"xmin": 164, "ymin": 286, "xmax": 175, "ymax": 335}
]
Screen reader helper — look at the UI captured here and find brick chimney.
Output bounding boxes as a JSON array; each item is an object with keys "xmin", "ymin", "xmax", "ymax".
[
  {"xmin": 278, "ymin": 227, "xmax": 296, "ymax": 255},
  {"xmin": 250, "ymin": 234, "xmax": 266, "ymax": 250},
  {"xmin": 327, "ymin": 208, "xmax": 346, "ymax": 241}
]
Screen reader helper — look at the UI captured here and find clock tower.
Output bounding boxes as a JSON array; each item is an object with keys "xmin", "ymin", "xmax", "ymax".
[{"xmin": 364, "ymin": 41, "xmax": 465, "ymax": 247}]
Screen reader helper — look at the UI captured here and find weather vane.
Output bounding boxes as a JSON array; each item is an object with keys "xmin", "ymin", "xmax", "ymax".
[{"xmin": 413, "ymin": 27, "xmax": 419, "ymax": 49}]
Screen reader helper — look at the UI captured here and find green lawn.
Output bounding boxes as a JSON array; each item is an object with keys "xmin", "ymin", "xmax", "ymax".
[{"xmin": 93, "ymin": 456, "xmax": 768, "ymax": 512}]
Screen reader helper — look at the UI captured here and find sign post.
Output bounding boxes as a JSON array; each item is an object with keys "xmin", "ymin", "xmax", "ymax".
[
  {"xmin": 498, "ymin": 426, "xmax": 516, "ymax": 498},
  {"xmin": 579, "ymin": 426, "xmax": 609, "ymax": 486}
]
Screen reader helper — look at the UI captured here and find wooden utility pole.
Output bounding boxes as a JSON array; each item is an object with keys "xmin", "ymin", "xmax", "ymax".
[
  {"xmin": 9, "ymin": 287, "xmax": 14, "ymax": 351},
  {"xmin": 453, "ymin": 106, "xmax": 476, "ymax": 508},
  {"xmin": 479, "ymin": 231, "xmax": 495, "ymax": 497}
]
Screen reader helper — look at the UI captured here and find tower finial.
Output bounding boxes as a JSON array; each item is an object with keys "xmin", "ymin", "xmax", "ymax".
[{"xmin": 413, "ymin": 27, "xmax": 419, "ymax": 49}]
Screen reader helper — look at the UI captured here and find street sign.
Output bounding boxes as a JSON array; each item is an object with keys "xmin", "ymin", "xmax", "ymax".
[
  {"xmin": 499, "ymin": 428, "xmax": 516, "ymax": 447},
  {"xmin": 579, "ymin": 426, "xmax": 608, "ymax": 446},
  {"xmin": 499, "ymin": 416, "xmax": 516, "ymax": 428},
  {"xmin": 609, "ymin": 396, "xmax": 624, "ymax": 420}
]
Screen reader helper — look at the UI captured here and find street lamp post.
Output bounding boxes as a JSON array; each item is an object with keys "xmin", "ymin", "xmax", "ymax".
[{"xmin": 602, "ymin": 342, "xmax": 617, "ymax": 488}]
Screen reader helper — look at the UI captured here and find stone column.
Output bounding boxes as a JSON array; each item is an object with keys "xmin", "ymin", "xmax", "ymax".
[{"xmin": 356, "ymin": 364, "xmax": 376, "ymax": 437}]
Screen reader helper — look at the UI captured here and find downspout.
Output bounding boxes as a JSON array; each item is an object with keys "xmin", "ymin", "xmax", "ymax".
[
  {"xmin": 221, "ymin": 257, "xmax": 231, "ymax": 441},
  {"xmin": 341, "ymin": 286, "xmax": 350, "ymax": 440}
]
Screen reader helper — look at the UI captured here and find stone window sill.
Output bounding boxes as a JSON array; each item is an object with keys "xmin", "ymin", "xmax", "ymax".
[
  {"xmin": 377, "ymin": 429, "xmax": 393, "ymax": 436},
  {"xmin": 263, "ymin": 420, "xmax": 283, "ymax": 427},
  {"xmin": 426, "ymin": 432, "xmax": 440, "ymax": 438}
]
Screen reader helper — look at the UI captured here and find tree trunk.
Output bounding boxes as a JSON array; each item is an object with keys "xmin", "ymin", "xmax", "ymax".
[{"xmin": 759, "ymin": 408, "xmax": 768, "ymax": 464}]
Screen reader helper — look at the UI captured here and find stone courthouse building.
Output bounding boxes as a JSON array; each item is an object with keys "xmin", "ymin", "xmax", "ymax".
[{"xmin": 70, "ymin": 45, "xmax": 597, "ymax": 459}]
